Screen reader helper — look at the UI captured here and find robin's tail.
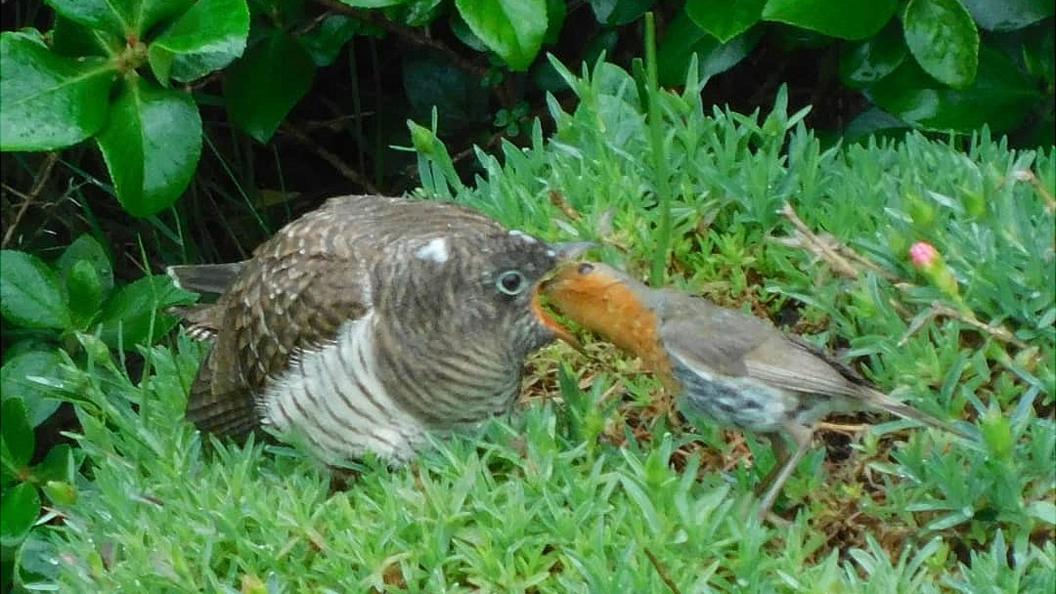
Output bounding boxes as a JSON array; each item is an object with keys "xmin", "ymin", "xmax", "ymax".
[
  {"xmin": 866, "ymin": 388, "xmax": 974, "ymax": 441},
  {"xmin": 167, "ymin": 262, "xmax": 246, "ymax": 294}
]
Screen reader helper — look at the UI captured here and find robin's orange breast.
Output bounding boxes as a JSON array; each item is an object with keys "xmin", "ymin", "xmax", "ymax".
[{"xmin": 544, "ymin": 270, "xmax": 677, "ymax": 392}]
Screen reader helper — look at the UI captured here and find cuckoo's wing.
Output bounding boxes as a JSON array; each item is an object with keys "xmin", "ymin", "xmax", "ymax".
[{"xmin": 185, "ymin": 253, "xmax": 370, "ymax": 437}]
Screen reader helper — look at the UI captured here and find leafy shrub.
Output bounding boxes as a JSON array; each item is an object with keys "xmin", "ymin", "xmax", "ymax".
[
  {"xmin": 0, "ymin": 235, "xmax": 193, "ymax": 590},
  {"xmin": 2, "ymin": 0, "xmax": 1051, "ymax": 223}
]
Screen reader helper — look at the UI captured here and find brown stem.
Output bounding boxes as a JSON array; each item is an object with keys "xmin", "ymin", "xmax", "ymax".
[
  {"xmin": 313, "ymin": 0, "xmax": 488, "ymax": 77},
  {"xmin": 643, "ymin": 547, "xmax": 683, "ymax": 594},
  {"xmin": 280, "ymin": 123, "xmax": 380, "ymax": 194},
  {"xmin": 3, "ymin": 152, "xmax": 59, "ymax": 248}
]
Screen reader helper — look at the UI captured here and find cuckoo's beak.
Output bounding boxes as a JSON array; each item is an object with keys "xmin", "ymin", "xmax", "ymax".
[{"xmin": 548, "ymin": 241, "xmax": 596, "ymax": 261}]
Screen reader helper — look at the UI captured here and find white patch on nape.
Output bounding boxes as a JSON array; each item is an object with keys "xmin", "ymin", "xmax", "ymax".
[
  {"xmin": 508, "ymin": 230, "xmax": 538, "ymax": 243},
  {"xmin": 415, "ymin": 237, "xmax": 449, "ymax": 263}
]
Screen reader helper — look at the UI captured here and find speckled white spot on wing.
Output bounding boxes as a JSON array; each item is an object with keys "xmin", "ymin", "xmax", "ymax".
[{"xmin": 509, "ymin": 230, "xmax": 538, "ymax": 243}]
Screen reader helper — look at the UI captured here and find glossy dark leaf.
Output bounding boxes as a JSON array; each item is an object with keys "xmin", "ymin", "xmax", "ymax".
[
  {"xmin": 56, "ymin": 234, "xmax": 114, "ymax": 295},
  {"xmin": 762, "ymin": 0, "xmax": 897, "ymax": 40},
  {"xmin": 0, "ymin": 483, "xmax": 40, "ymax": 548},
  {"xmin": 543, "ymin": 0, "xmax": 567, "ymax": 46},
  {"xmin": 866, "ymin": 46, "xmax": 1040, "ymax": 133},
  {"xmin": 338, "ymin": 0, "xmax": 410, "ymax": 6},
  {"xmin": 95, "ymin": 78, "xmax": 202, "ymax": 217},
  {"xmin": 403, "ymin": 53, "xmax": 490, "ymax": 132},
  {"xmin": 96, "ymin": 275, "xmax": 197, "ymax": 349},
  {"xmin": 903, "ymin": 0, "xmax": 979, "ymax": 88},
  {"xmin": 839, "ymin": 21, "xmax": 907, "ymax": 88},
  {"xmin": 44, "ymin": 0, "xmax": 135, "ymax": 37},
  {"xmin": 224, "ymin": 31, "xmax": 315, "ymax": 143},
  {"xmin": 0, "ymin": 251, "xmax": 70, "ymax": 330},
  {"xmin": 0, "ymin": 32, "xmax": 115, "ymax": 152},
  {"xmin": 962, "ymin": 0, "xmax": 1054, "ymax": 31},
  {"xmin": 148, "ymin": 0, "xmax": 250, "ymax": 84},
  {"xmin": 46, "ymin": 0, "xmax": 195, "ymax": 36},
  {"xmin": 0, "ymin": 351, "xmax": 63, "ymax": 427},
  {"xmin": 589, "ymin": 0, "xmax": 654, "ymax": 26},
  {"xmin": 455, "ymin": 0, "xmax": 548, "ymax": 71},
  {"xmin": 657, "ymin": 10, "xmax": 762, "ymax": 86},
  {"xmin": 1, "ymin": 398, "xmax": 34, "ymax": 474},
  {"xmin": 301, "ymin": 15, "xmax": 362, "ymax": 66},
  {"xmin": 685, "ymin": 0, "xmax": 764, "ymax": 43},
  {"xmin": 51, "ymin": 15, "xmax": 117, "ymax": 57}
]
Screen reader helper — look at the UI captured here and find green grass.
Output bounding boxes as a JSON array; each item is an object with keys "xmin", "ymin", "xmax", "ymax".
[{"xmin": 19, "ymin": 59, "xmax": 1056, "ymax": 592}]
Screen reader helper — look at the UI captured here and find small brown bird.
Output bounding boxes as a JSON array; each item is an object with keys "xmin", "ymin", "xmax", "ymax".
[
  {"xmin": 543, "ymin": 261, "xmax": 967, "ymax": 518},
  {"xmin": 169, "ymin": 194, "xmax": 586, "ymax": 462}
]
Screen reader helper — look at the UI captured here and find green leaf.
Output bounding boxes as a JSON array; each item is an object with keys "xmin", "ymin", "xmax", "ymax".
[
  {"xmin": 455, "ymin": 0, "xmax": 548, "ymax": 71},
  {"xmin": 0, "ymin": 351, "xmax": 63, "ymax": 427},
  {"xmin": 96, "ymin": 275, "xmax": 197, "ymax": 349},
  {"xmin": 15, "ymin": 531, "xmax": 62, "ymax": 587},
  {"xmin": 33, "ymin": 445, "xmax": 76, "ymax": 486},
  {"xmin": 657, "ymin": 9, "xmax": 761, "ymax": 86},
  {"xmin": 0, "ymin": 32, "xmax": 115, "ymax": 152},
  {"xmin": 56, "ymin": 234, "xmax": 114, "ymax": 295},
  {"xmin": 685, "ymin": 0, "xmax": 764, "ymax": 43},
  {"xmin": 543, "ymin": 0, "xmax": 567, "ymax": 46},
  {"xmin": 65, "ymin": 260, "xmax": 104, "ymax": 327},
  {"xmin": 1, "ymin": 398, "xmax": 34, "ymax": 475},
  {"xmin": 301, "ymin": 15, "xmax": 362, "ymax": 67},
  {"xmin": 338, "ymin": 0, "xmax": 410, "ymax": 6},
  {"xmin": 589, "ymin": 0, "xmax": 654, "ymax": 26},
  {"xmin": 224, "ymin": 31, "xmax": 315, "ymax": 143},
  {"xmin": 45, "ymin": 0, "xmax": 195, "ymax": 37},
  {"xmin": 762, "ymin": 0, "xmax": 897, "ymax": 40},
  {"xmin": 865, "ymin": 46, "xmax": 1039, "ymax": 133},
  {"xmin": 1027, "ymin": 500, "xmax": 1056, "ymax": 525},
  {"xmin": 51, "ymin": 15, "xmax": 119, "ymax": 58},
  {"xmin": 0, "ymin": 483, "xmax": 40, "ymax": 548},
  {"xmin": 44, "ymin": 0, "xmax": 136, "ymax": 37},
  {"xmin": 0, "ymin": 251, "xmax": 71, "ymax": 330},
  {"xmin": 903, "ymin": 0, "xmax": 979, "ymax": 88},
  {"xmin": 839, "ymin": 21, "xmax": 907, "ymax": 88},
  {"xmin": 95, "ymin": 78, "xmax": 202, "ymax": 217},
  {"xmin": 148, "ymin": 0, "xmax": 250, "ymax": 85},
  {"xmin": 962, "ymin": 0, "xmax": 1054, "ymax": 31}
]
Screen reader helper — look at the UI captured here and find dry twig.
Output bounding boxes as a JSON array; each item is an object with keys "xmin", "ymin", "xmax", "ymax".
[
  {"xmin": 643, "ymin": 547, "xmax": 683, "ymax": 594},
  {"xmin": 3, "ymin": 152, "xmax": 59, "ymax": 248}
]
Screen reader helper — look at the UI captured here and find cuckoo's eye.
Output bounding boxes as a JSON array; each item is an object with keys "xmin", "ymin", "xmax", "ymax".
[
  {"xmin": 577, "ymin": 262, "xmax": 595, "ymax": 275},
  {"xmin": 496, "ymin": 270, "xmax": 528, "ymax": 295}
]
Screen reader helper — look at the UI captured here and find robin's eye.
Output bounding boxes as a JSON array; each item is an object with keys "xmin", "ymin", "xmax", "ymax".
[
  {"xmin": 496, "ymin": 270, "xmax": 527, "ymax": 295},
  {"xmin": 577, "ymin": 263, "xmax": 594, "ymax": 275}
]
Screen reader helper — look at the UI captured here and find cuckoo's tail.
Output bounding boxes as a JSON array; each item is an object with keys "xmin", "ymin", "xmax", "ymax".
[{"xmin": 167, "ymin": 262, "xmax": 246, "ymax": 294}]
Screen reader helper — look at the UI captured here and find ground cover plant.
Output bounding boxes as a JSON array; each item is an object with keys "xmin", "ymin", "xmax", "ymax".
[{"xmin": 1, "ymin": 54, "xmax": 1053, "ymax": 591}]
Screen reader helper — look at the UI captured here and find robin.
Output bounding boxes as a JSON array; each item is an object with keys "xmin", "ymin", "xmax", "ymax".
[
  {"xmin": 542, "ymin": 261, "xmax": 969, "ymax": 519},
  {"xmin": 168, "ymin": 194, "xmax": 588, "ymax": 463}
]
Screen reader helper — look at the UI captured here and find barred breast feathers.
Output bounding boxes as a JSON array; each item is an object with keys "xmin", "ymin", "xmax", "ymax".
[{"xmin": 260, "ymin": 310, "xmax": 427, "ymax": 461}]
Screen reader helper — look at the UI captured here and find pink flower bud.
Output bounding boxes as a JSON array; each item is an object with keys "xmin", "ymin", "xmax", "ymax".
[{"xmin": 909, "ymin": 241, "xmax": 939, "ymax": 269}]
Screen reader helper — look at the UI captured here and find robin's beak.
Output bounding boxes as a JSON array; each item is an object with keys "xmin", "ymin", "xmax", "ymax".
[
  {"xmin": 531, "ymin": 286, "xmax": 582, "ymax": 352},
  {"xmin": 527, "ymin": 241, "xmax": 594, "ymax": 351}
]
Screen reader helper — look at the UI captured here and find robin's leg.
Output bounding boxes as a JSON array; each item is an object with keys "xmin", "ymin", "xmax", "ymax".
[
  {"xmin": 756, "ymin": 423, "xmax": 814, "ymax": 522},
  {"xmin": 754, "ymin": 433, "xmax": 791, "ymax": 498}
]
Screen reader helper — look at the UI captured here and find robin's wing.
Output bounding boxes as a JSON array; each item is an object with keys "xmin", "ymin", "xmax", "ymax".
[
  {"xmin": 185, "ymin": 253, "xmax": 370, "ymax": 437},
  {"xmin": 658, "ymin": 296, "xmax": 865, "ymax": 398}
]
